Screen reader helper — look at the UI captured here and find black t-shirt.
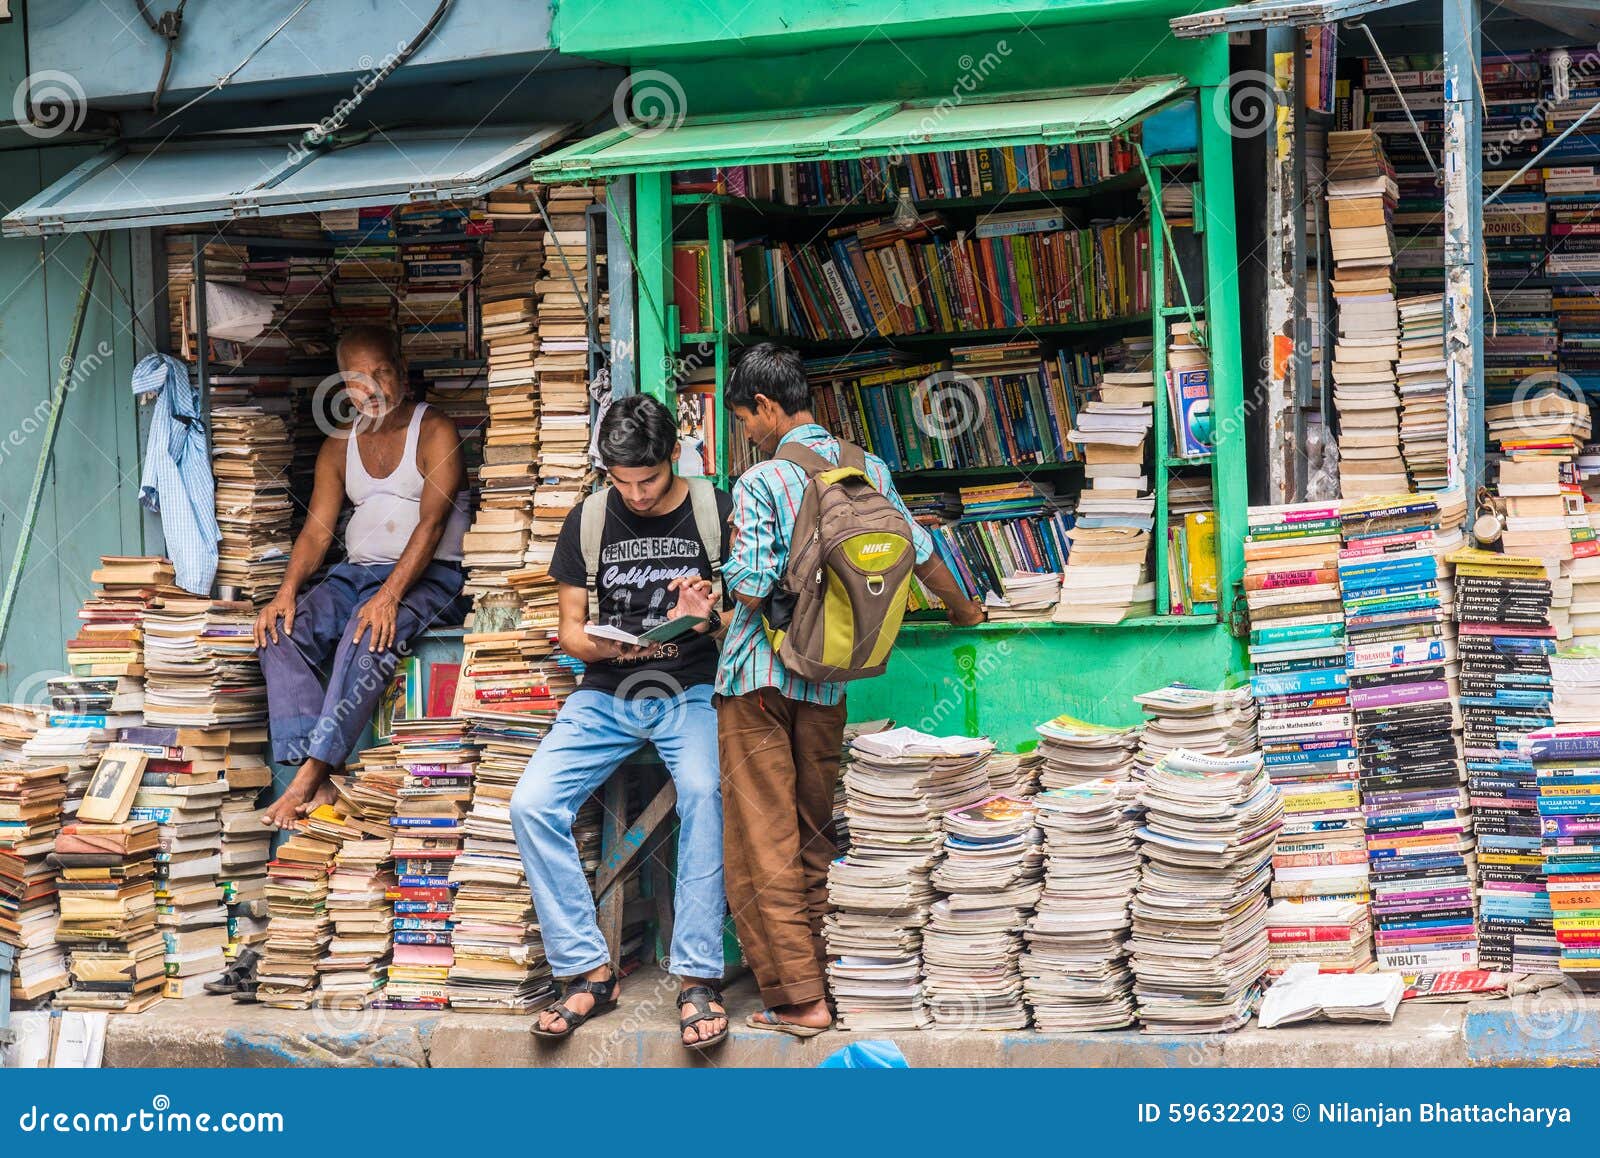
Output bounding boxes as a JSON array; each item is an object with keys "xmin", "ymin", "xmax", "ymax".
[{"xmin": 549, "ymin": 485, "xmax": 734, "ymax": 696}]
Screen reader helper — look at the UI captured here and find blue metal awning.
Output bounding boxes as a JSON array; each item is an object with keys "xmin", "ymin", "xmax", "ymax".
[{"xmin": 3, "ymin": 123, "xmax": 576, "ymax": 237}]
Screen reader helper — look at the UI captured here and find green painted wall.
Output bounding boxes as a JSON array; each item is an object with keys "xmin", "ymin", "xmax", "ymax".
[
  {"xmin": 849, "ymin": 621, "xmax": 1245, "ymax": 749},
  {"xmin": 0, "ymin": 146, "xmax": 148, "ymax": 703}
]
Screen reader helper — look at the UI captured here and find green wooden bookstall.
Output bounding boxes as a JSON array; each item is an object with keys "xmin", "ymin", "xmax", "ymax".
[{"xmin": 532, "ymin": 16, "xmax": 1251, "ymax": 747}]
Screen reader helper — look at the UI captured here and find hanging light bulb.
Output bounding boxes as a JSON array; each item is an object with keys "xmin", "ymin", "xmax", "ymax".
[{"xmin": 892, "ymin": 186, "xmax": 919, "ymax": 231}]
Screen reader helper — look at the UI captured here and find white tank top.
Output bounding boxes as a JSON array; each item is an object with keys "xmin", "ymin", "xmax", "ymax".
[{"xmin": 343, "ymin": 402, "xmax": 471, "ymax": 565}]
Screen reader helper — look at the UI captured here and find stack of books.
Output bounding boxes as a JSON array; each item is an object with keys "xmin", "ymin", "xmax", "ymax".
[
  {"xmin": 383, "ymin": 718, "xmax": 477, "ymax": 1009},
  {"xmin": 1264, "ymin": 900, "xmax": 1375, "ymax": 975},
  {"xmin": 120, "ymin": 725, "xmax": 230, "ymax": 998},
  {"xmin": 446, "ymin": 719, "xmax": 557, "ymax": 1013},
  {"xmin": 1244, "ymin": 502, "xmax": 1367, "ymax": 935},
  {"xmin": 326, "ymin": 210, "xmax": 400, "ymax": 336},
  {"xmin": 256, "ymin": 824, "xmax": 339, "ymax": 1008},
  {"xmin": 210, "ymin": 406, "xmax": 293, "ymax": 605},
  {"xmin": 1451, "ymin": 547, "xmax": 1559, "ymax": 973},
  {"xmin": 1493, "ymin": 439, "xmax": 1594, "ymax": 565},
  {"xmin": 1030, "ymin": 715, "xmax": 1141, "ymax": 790},
  {"xmin": 922, "ymin": 796, "xmax": 1042, "ymax": 1029},
  {"xmin": 1059, "ymin": 354, "xmax": 1155, "ymax": 623},
  {"xmin": 219, "ymin": 735, "xmax": 274, "ymax": 961},
  {"xmin": 67, "ymin": 556, "xmax": 172, "ymax": 678},
  {"xmin": 52, "ymin": 816, "xmax": 164, "ymax": 1013},
  {"xmin": 922, "ymin": 481, "xmax": 1072, "ymax": 608},
  {"xmin": 1527, "ymin": 724, "xmax": 1600, "ymax": 975},
  {"xmin": 1130, "ymin": 683, "xmax": 1258, "ymax": 779},
  {"xmin": 1129, "ymin": 748, "xmax": 1281, "ymax": 1033},
  {"xmin": 318, "ymin": 826, "xmax": 395, "ymax": 1010},
  {"xmin": 141, "ymin": 595, "xmax": 268, "ymax": 727},
  {"xmin": 337, "ymin": 743, "xmax": 406, "ymax": 836},
  {"xmin": 1340, "ymin": 494, "xmax": 1475, "ymax": 972},
  {"xmin": 468, "ymin": 189, "xmax": 545, "ymax": 602},
  {"xmin": 1395, "ymin": 295, "xmax": 1448, "ymax": 489},
  {"xmin": 1022, "ymin": 779, "xmax": 1142, "ymax": 1030},
  {"xmin": 397, "ymin": 227, "xmax": 475, "ymax": 361},
  {"xmin": 0, "ymin": 759, "xmax": 69, "ymax": 1003},
  {"xmin": 531, "ymin": 184, "xmax": 605, "ymax": 590},
  {"xmin": 824, "ymin": 728, "xmax": 993, "ymax": 1031},
  {"xmin": 1326, "ymin": 129, "xmax": 1406, "ymax": 497}
]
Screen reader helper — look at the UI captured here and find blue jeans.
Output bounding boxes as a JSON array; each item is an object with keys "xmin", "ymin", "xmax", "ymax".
[{"xmin": 510, "ymin": 685, "xmax": 726, "ymax": 980}]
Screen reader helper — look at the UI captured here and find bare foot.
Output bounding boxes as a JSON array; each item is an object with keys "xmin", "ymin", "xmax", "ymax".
[
  {"xmin": 538, "ymin": 964, "xmax": 616, "ymax": 1035},
  {"xmin": 262, "ymin": 760, "xmax": 329, "ymax": 829},
  {"xmin": 297, "ymin": 778, "xmax": 339, "ymax": 818},
  {"xmin": 763, "ymin": 997, "xmax": 831, "ymax": 1030},
  {"xmin": 680, "ymin": 982, "xmax": 727, "ymax": 1046}
]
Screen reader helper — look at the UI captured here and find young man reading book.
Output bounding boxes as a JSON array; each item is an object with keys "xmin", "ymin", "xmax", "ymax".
[
  {"xmin": 254, "ymin": 325, "xmax": 471, "ymax": 829},
  {"xmin": 510, "ymin": 394, "xmax": 733, "ymax": 1049},
  {"xmin": 717, "ymin": 342, "xmax": 986, "ymax": 1036}
]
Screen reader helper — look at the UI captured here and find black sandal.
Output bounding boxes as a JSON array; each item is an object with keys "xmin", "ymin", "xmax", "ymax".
[
  {"xmin": 531, "ymin": 972, "xmax": 620, "ymax": 1039},
  {"xmin": 679, "ymin": 985, "xmax": 729, "ymax": 1051},
  {"xmin": 206, "ymin": 948, "xmax": 259, "ymax": 996}
]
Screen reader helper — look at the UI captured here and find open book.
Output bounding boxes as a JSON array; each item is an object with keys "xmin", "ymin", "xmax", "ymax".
[{"xmin": 584, "ymin": 616, "xmax": 705, "ymax": 648}]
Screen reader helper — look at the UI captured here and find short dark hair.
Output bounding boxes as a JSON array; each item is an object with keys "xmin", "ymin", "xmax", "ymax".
[
  {"xmin": 598, "ymin": 394, "xmax": 677, "ymax": 468},
  {"xmin": 336, "ymin": 325, "xmax": 404, "ymax": 369},
  {"xmin": 727, "ymin": 342, "xmax": 809, "ymax": 415}
]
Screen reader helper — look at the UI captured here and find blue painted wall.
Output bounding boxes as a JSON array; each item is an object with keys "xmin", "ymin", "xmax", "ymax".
[{"xmin": 0, "ymin": 144, "xmax": 148, "ymax": 702}]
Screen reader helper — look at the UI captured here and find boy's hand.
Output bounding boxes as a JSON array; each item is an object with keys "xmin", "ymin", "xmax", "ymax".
[
  {"xmin": 668, "ymin": 575, "xmax": 716, "ymax": 622},
  {"xmin": 948, "ymin": 598, "xmax": 987, "ymax": 628}
]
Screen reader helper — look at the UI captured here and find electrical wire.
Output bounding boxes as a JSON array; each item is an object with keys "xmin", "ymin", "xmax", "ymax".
[
  {"xmin": 146, "ymin": 0, "xmax": 316, "ymax": 132},
  {"xmin": 134, "ymin": 0, "xmax": 188, "ymax": 114},
  {"xmin": 300, "ymin": 0, "xmax": 453, "ymax": 150}
]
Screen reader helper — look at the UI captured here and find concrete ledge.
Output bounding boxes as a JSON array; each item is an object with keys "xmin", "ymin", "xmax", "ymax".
[{"xmin": 89, "ymin": 967, "xmax": 1595, "ymax": 1068}]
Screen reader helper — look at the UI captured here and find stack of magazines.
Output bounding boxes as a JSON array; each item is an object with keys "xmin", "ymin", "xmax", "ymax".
[
  {"xmin": 1131, "ymin": 683, "xmax": 1259, "ymax": 779},
  {"xmin": 1031, "ymin": 714, "xmax": 1142, "ymax": 790},
  {"xmin": 1023, "ymin": 779, "xmax": 1143, "ymax": 1030},
  {"xmin": 825, "ymin": 728, "xmax": 993, "ymax": 1031},
  {"xmin": 1129, "ymin": 749, "xmax": 1282, "ymax": 1033},
  {"xmin": 923, "ymin": 797, "xmax": 1042, "ymax": 1029}
]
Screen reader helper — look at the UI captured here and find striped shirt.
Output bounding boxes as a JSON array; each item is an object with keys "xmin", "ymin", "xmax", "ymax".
[{"xmin": 716, "ymin": 424, "xmax": 933, "ymax": 705}]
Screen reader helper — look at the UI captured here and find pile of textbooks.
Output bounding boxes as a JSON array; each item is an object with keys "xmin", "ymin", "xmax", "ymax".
[
  {"xmin": 0, "ymin": 759, "xmax": 69, "ymax": 1003},
  {"xmin": 210, "ymin": 406, "xmax": 293, "ymax": 604},
  {"xmin": 121, "ymin": 725, "xmax": 230, "ymax": 998},
  {"xmin": 52, "ymin": 816, "xmax": 165, "ymax": 1013},
  {"xmin": 1452, "ymin": 547, "xmax": 1559, "ymax": 973},
  {"xmin": 218, "ymin": 735, "xmax": 274, "ymax": 960},
  {"xmin": 1326, "ymin": 129, "xmax": 1407, "ymax": 497},
  {"xmin": 1527, "ymin": 724, "xmax": 1600, "ymax": 975},
  {"xmin": 318, "ymin": 825, "xmax": 395, "ymax": 1009},
  {"xmin": 1129, "ymin": 749, "xmax": 1281, "ymax": 1033},
  {"xmin": 1131, "ymin": 683, "xmax": 1258, "ymax": 778},
  {"xmin": 1022, "ymin": 779, "xmax": 1142, "ymax": 1030},
  {"xmin": 1395, "ymin": 295, "xmax": 1448, "ymax": 490},
  {"xmin": 1031, "ymin": 715, "xmax": 1141, "ymax": 789},
  {"xmin": 141, "ymin": 594, "xmax": 267, "ymax": 727},
  {"xmin": 824, "ymin": 728, "xmax": 993, "ymax": 1030},
  {"xmin": 1263, "ymin": 900, "xmax": 1375, "ymax": 975},
  {"xmin": 922, "ymin": 796, "xmax": 1042, "ymax": 1029},
  {"xmin": 1244, "ymin": 502, "xmax": 1368, "ymax": 937},
  {"xmin": 447, "ymin": 719, "xmax": 557, "ymax": 1013},
  {"xmin": 256, "ymin": 823, "xmax": 339, "ymax": 1009},
  {"xmin": 1341, "ymin": 494, "xmax": 1475, "ymax": 972},
  {"xmin": 383, "ymin": 718, "xmax": 477, "ymax": 1008}
]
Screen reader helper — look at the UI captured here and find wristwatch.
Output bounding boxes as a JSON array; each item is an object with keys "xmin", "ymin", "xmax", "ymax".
[{"xmin": 701, "ymin": 608, "xmax": 723, "ymax": 634}]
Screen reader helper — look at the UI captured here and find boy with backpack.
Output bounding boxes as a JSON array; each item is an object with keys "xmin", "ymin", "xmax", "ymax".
[
  {"xmin": 717, "ymin": 343, "xmax": 986, "ymax": 1036},
  {"xmin": 510, "ymin": 394, "xmax": 732, "ymax": 1050}
]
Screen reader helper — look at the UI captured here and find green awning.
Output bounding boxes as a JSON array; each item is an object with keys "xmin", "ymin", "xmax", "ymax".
[{"xmin": 529, "ymin": 77, "xmax": 1187, "ymax": 180}]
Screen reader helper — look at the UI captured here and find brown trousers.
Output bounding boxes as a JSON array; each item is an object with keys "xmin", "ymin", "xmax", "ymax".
[{"xmin": 717, "ymin": 688, "xmax": 848, "ymax": 1008}]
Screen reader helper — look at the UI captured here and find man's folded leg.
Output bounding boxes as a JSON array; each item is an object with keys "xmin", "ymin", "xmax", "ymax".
[
  {"xmin": 647, "ymin": 685, "xmax": 726, "ymax": 982},
  {"xmin": 305, "ymin": 561, "xmax": 464, "ymax": 767},
  {"xmin": 509, "ymin": 690, "xmax": 641, "ymax": 977},
  {"xmin": 257, "ymin": 565, "xmax": 363, "ymax": 765}
]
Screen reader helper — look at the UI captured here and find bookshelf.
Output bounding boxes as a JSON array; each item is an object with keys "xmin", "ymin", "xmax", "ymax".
[{"xmin": 666, "ymin": 143, "xmax": 1220, "ymax": 622}]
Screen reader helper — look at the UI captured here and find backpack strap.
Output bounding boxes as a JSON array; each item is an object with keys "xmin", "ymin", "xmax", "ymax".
[
  {"xmin": 836, "ymin": 439, "xmax": 868, "ymax": 473},
  {"xmin": 685, "ymin": 477, "xmax": 724, "ymax": 601},
  {"xmin": 579, "ymin": 488, "xmax": 611, "ymax": 622},
  {"xmin": 775, "ymin": 440, "xmax": 837, "ymax": 477}
]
